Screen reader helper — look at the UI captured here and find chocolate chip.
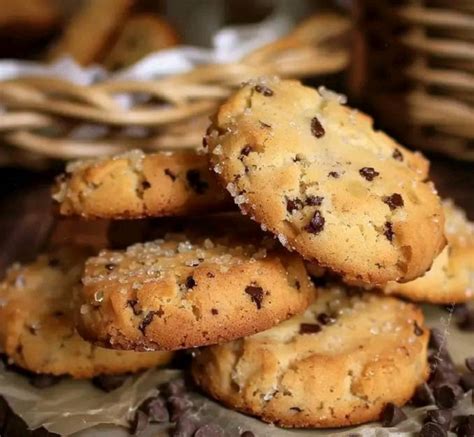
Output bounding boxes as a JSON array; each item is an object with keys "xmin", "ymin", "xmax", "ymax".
[
  {"xmin": 466, "ymin": 357, "xmax": 474, "ymax": 372},
  {"xmin": 245, "ymin": 285, "xmax": 264, "ymax": 309},
  {"xmin": 412, "ymin": 383, "xmax": 435, "ymax": 406},
  {"xmin": 454, "ymin": 415, "xmax": 474, "ymax": 437},
  {"xmin": 434, "ymin": 383, "xmax": 463, "ymax": 409},
  {"xmin": 305, "ymin": 211, "xmax": 325, "ymax": 234},
  {"xmin": 317, "ymin": 313, "xmax": 336, "ymax": 325},
  {"xmin": 380, "ymin": 403, "xmax": 407, "ymax": 427},
  {"xmin": 383, "ymin": 193, "xmax": 404, "ymax": 210},
  {"xmin": 311, "ymin": 117, "xmax": 325, "ymax": 138},
  {"xmin": 384, "ymin": 221, "xmax": 394, "ymax": 241},
  {"xmin": 294, "ymin": 279, "xmax": 301, "ymax": 290},
  {"xmin": 254, "ymin": 84, "xmax": 274, "ymax": 96},
  {"xmin": 425, "ymin": 409, "xmax": 452, "ymax": 431},
  {"xmin": 461, "ymin": 373, "xmax": 474, "ymax": 391},
  {"xmin": 29, "ymin": 374, "xmax": 62, "ymax": 389},
  {"xmin": 306, "ymin": 195, "xmax": 324, "ymax": 206},
  {"xmin": 127, "ymin": 299, "xmax": 142, "ymax": 316},
  {"xmin": 240, "ymin": 432, "xmax": 255, "ymax": 437},
  {"xmin": 359, "ymin": 167, "xmax": 379, "ymax": 181},
  {"xmin": 129, "ymin": 410, "xmax": 148, "ymax": 435},
  {"xmin": 172, "ymin": 410, "xmax": 199, "ymax": 437},
  {"xmin": 414, "ymin": 321, "xmax": 424, "ymax": 336},
  {"xmin": 240, "ymin": 145, "xmax": 252, "ymax": 157},
  {"xmin": 141, "ymin": 180, "xmax": 151, "ymax": 190},
  {"xmin": 139, "ymin": 311, "xmax": 157, "ymax": 334},
  {"xmin": 328, "ymin": 171, "xmax": 339, "ymax": 178},
  {"xmin": 299, "ymin": 323, "xmax": 322, "ymax": 334},
  {"xmin": 211, "ymin": 308, "xmax": 219, "ymax": 315},
  {"xmin": 92, "ymin": 374, "xmax": 128, "ymax": 392},
  {"xmin": 286, "ymin": 198, "xmax": 303, "ymax": 213},
  {"xmin": 141, "ymin": 396, "xmax": 169, "ymax": 423},
  {"xmin": 206, "ymin": 272, "xmax": 215, "ymax": 278},
  {"xmin": 105, "ymin": 263, "xmax": 116, "ymax": 271},
  {"xmin": 194, "ymin": 424, "xmax": 225, "ymax": 437},
  {"xmin": 185, "ymin": 276, "xmax": 196, "ymax": 289},
  {"xmin": 419, "ymin": 421, "xmax": 447, "ymax": 437},
  {"xmin": 168, "ymin": 395, "xmax": 193, "ymax": 422},
  {"xmin": 165, "ymin": 168, "xmax": 177, "ymax": 181},
  {"xmin": 392, "ymin": 148, "xmax": 404, "ymax": 161},
  {"xmin": 429, "ymin": 328, "xmax": 446, "ymax": 351},
  {"xmin": 186, "ymin": 169, "xmax": 208, "ymax": 194},
  {"xmin": 163, "ymin": 378, "xmax": 186, "ymax": 397}
]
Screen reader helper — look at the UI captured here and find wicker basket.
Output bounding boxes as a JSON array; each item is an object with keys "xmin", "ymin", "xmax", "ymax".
[
  {"xmin": 351, "ymin": 0, "xmax": 474, "ymax": 160},
  {"xmin": 0, "ymin": 14, "xmax": 349, "ymax": 167}
]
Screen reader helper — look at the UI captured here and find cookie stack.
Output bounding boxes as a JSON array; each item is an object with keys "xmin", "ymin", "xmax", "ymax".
[{"xmin": 2, "ymin": 78, "xmax": 473, "ymax": 430}]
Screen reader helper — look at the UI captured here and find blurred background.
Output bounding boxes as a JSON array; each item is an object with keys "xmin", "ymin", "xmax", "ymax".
[{"xmin": 0, "ymin": 0, "xmax": 472, "ymax": 270}]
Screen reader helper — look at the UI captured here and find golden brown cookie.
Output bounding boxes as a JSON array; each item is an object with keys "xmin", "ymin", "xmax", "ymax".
[
  {"xmin": 0, "ymin": 247, "xmax": 172, "ymax": 378},
  {"xmin": 104, "ymin": 14, "xmax": 179, "ymax": 70},
  {"xmin": 192, "ymin": 285, "xmax": 429, "ymax": 428},
  {"xmin": 205, "ymin": 78, "xmax": 446, "ymax": 285},
  {"xmin": 52, "ymin": 150, "xmax": 231, "ymax": 219},
  {"xmin": 384, "ymin": 200, "xmax": 474, "ymax": 303},
  {"xmin": 76, "ymin": 231, "xmax": 315, "ymax": 351}
]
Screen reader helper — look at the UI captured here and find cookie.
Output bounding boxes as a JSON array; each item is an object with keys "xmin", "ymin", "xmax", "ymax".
[
  {"xmin": 47, "ymin": 0, "xmax": 133, "ymax": 65},
  {"xmin": 205, "ymin": 78, "xmax": 446, "ymax": 285},
  {"xmin": 384, "ymin": 200, "xmax": 474, "ymax": 303},
  {"xmin": 0, "ymin": 247, "xmax": 172, "ymax": 378},
  {"xmin": 192, "ymin": 285, "xmax": 429, "ymax": 428},
  {"xmin": 52, "ymin": 150, "xmax": 230, "ymax": 219},
  {"xmin": 76, "ymin": 231, "xmax": 315, "ymax": 351},
  {"xmin": 104, "ymin": 14, "xmax": 179, "ymax": 70}
]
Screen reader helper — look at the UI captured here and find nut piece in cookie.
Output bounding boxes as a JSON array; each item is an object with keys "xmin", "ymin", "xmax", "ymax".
[
  {"xmin": 192, "ymin": 285, "xmax": 429, "ymax": 428},
  {"xmin": 205, "ymin": 78, "xmax": 445, "ymax": 285},
  {"xmin": 384, "ymin": 199, "xmax": 474, "ymax": 303},
  {"xmin": 77, "ymin": 230, "xmax": 315, "ymax": 351},
  {"xmin": 52, "ymin": 150, "xmax": 231, "ymax": 219},
  {"xmin": 0, "ymin": 247, "xmax": 172, "ymax": 378}
]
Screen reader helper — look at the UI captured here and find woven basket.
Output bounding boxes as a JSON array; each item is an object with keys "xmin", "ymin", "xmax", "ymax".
[
  {"xmin": 351, "ymin": 0, "xmax": 474, "ymax": 160},
  {"xmin": 0, "ymin": 14, "xmax": 349, "ymax": 167}
]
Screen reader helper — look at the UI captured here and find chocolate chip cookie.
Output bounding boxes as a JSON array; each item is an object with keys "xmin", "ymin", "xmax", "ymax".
[
  {"xmin": 192, "ymin": 284, "xmax": 429, "ymax": 428},
  {"xmin": 205, "ymin": 78, "xmax": 446, "ymax": 285},
  {"xmin": 76, "ymin": 231, "xmax": 315, "ymax": 351},
  {"xmin": 53, "ymin": 150, "xmax": 230, "ymax": 219},
  {"xmin": 0, "ymin": 247, "xmax": 172, "ymax": 378}
]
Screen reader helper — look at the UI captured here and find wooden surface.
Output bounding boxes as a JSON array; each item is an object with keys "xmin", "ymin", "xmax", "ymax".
[{"xmin": 0, "ymin": 154, "xmax": 472, "ymax": 275}]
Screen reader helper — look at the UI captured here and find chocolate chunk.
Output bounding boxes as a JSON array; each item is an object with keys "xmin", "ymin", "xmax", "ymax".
[
  {"xmin": 139, "ymin": 311, "xmax": 157, "ymax": 334},
  {"xmin": 425, "ymin": 409, "xmax": 452, "ymax": 431},
  {"xmin": 92, "ymin": 374, "xmax": 128, "ymax": 392},
  {"xmin": 384, "ymin": 221, "xmax": 394, "ymax": 241},
  {"xmin": 186, "ymin": 170, "xmax": 208, "ymax": 194},
  {"xmin": 461, "ymin": 373, "xmax": 474, "ymax": 391},
  {"xmin": 29, "ymin": 374, "xmax": 62, "ymax": 389},
  {"xmin": 105, "ymin": 263, "xmax": 116, "ymax": 271},
  {"xmin": 127, "ymin": 299, "xmax": 142, "ymax": 316},
  {"xmin": 305, "ymin": 211, "xmax": 325, "ymax": 234},
  {"xmin": 412, "ymin": 383, "xmax": 435, "ymax": 406},
  {"xmin": 434, "ymin": 384, "xmax": 463, "ymax": 409},
  {"xmin": 254, "ymin": 84, "xmax": 274, "ymax": 96},
  {"xmin": 306, "ymin": 195, "xmax": 324, "ymax": 206},
  {"xmin": 317, "ymin": 313, "xmax": 336, "ymax": 325},
  {"xmin": 311, "ymin": 117, "xmax": 325, "ymax": 138},
  {"xmin": 129, "ymin": 410, "xmax": 148, "ymax": 435},
  {"xmin": 286, "ymin": 198, "xmax": 303, "ymax": 213},
  {"xmin": 240, "ymin": 432, "xmax": 255, "ymax": 437},
  {"xmin": 141, "ymin": 396, "xmax": 169, "ymax": 423},
  {"xmin": 172, "ymin": 410, "xmax": 199, "ymax": 437},
  {"xmin": 381, "ymin": 403, "xmax": 407, "ymax": 427},
  {"xmin": 383, "ymin": 193, "xmax": 404, "ymax": 210},
  {"xmin": 165, "ymin": 168, "xmax": 177, "ymax": 181},
  {"xmin": 419, "ymin": 421, "xmax": 447, "ymax": 437},
  {"xmin": 328, "ymin": 171, "xmax": 339, "ymax": 178},
  {"xmin": 466, "ymin": 357, "xmax": 474, "ymax": 372},
  {"xmin": 359, "ymin": 167, "xmax": 379, "ymax": 181},
  {"xmin": 245, "ymin": 285, "xmax": 264, "ymax": 309},
  {"xmin": 240, "ymin": 145, "xmax": 252, "ymax": 157},
  {"xmin": 194, "ymin": 424, "xmax": 225, "ymax": 437},
  {"xmin": 299, "ymin": 323, "xmax": 322, "ymax": 334},
  {"xmin": 454, "ymin": 415, "xmax": 474, "ymax": 437},
  {"xmin": 414, "ymin": 321, "xmax": 424, "ymax": 336},
  {"xmin": 392, "ymin": 148, "xmax": 404, "ymax": 161},
  {"xmin": 168, "ymin": 395, "xmax": 193, "ymax": 422},
  {"xmin": 141, "ymin": 180, "xmax": 151, "ymax": 190},
  {"xmin": 185, "ymin": 276, "xmax": 196, "ymax": 289}
]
